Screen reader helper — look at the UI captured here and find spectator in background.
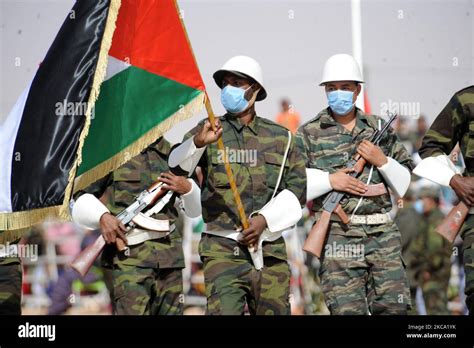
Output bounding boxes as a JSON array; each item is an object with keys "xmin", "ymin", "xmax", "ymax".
[
  {"xmin": 411, "ymin": 186, "xmax": 452, "ymax": 315},
  {"xmin": 393, "ymin": 117, "xmax": 415, "ymax": 155},
  {"xmin": 414, "ymin": 115, "xmax": 428, "ymax": 151},
  {"xmin": 395, "ymin": 187, "xmax": 423, "ymax": 314},
  {"xmin": 275, "ymin": 98, "xmax": 301, "ymax": 134},
  {"xmin": 48, "ymin": 230, "xmax": 105, "ymax": 315}
]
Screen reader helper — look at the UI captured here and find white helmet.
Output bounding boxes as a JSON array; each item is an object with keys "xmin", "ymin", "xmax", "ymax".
[
  {"xmin": 213, "ymin": 55, "xmax": 267, "ymax": 101},
  {"xmin": 320, "ymin": 53, "xmax": 364, "ymax": 86}
]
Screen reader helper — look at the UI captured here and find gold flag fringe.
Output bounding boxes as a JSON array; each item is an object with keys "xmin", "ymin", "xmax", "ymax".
[{"xmin": 0, "ymin": 0, "xmax": 122, "ymax": 239}]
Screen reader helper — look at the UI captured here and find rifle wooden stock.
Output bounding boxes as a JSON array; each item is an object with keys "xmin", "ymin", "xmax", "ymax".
[
  {"xmin": 303, "ymin": 114, "xmax": 398, "ymax": 258},
  {"xmin": 352, "ymin": 155, "xmax": 367, "ymax": 174},
  {"xmin": 71, "ymin": 236, "xmax": 128, "ymax": 277},
  {"xmin": 436, "ymin": 202, "xmax": 469, "ymax": 243},
  {"xmin": 71, "ymin": 235, "xmax": 105, "ymax": 276},
  {"xmin": 334, "ymin": 204, "xmax": 350, "ymax": 224},
  {"xmin": 303, "ymin": 210, "xmax": 332, "ymax": 258},
  {"xmin": 70, "ymin": 180, "xmax": 165, "ymax": 277}
]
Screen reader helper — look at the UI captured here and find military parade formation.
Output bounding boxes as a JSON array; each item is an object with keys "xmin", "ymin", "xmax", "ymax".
[{"xmin": 1, "ymin": 52, "xmax": 473, "ymax": 317}]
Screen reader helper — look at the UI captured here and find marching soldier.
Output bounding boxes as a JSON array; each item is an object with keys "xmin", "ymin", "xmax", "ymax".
[
  {"xmin": 411, "ymin": 186, "xmax": 451, "ymax": 315},
  {"xmin": 395, "ymin": 187, "xmax": 423, "ymax": 314},
  {"xmin": 296, "ymin": 54, "xmax": 413, "ymax": 315},
  {"xmin": 168, "ymin": 55, "xmax": 306, "ymax": 315},
  {"xmin": 72, "ymin": 137, "xmax": 201, "ymax": 315},
  {"xmin": 413, "ymin": 85, "xmax": 474, "ymax": 314}
]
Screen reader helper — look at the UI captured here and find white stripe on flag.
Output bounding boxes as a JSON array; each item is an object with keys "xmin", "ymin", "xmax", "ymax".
[
  {"xmin": 105, "ymin": 55, "xmax": 130, "ymax": 81},
  {"xmin": 0, "ymin": 81, "xmax": 31, "ymax": 212}
]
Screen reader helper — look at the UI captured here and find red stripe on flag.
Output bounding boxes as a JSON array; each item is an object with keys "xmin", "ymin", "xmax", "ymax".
[{"xmin": 109, "ymin": 0, "xmax": 205, "ymax": 91}]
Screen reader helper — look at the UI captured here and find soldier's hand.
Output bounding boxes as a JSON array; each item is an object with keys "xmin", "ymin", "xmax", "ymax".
[
  {"xmin": 99, "ymin": 213, "xmax": 128, "ymax": 244},
  {"xmin": 329, "ymin": 168, "xmax": 368, "ymax": 195},
  {"xmin": 450, "ymin": 174, "xmax": 474, "ymax": 206},
  {"xmin": 240, "ymin": 215, "xmax": 267, "ymax": 249},
  {"xmin": 356, "ymin": 140, "xmax": 388, "ymax": 167},
  {"xmin": 194, "ymin": 119, "xmax": 223, "ymax": 148},
  {"xmin": 159, "ymin": 172, "xmax": 192, "ymax": 195}
]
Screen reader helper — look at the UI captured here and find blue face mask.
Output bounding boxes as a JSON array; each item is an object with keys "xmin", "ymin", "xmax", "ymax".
[
  {"xmin": 327, "ymin": 90, "xmax": 355, "ymax": 116},
  {"xmin": 413, "ymin": 200, "xmax": 424, "ymax": 214},
  {"xmin": 221, "ymin": 85, "xmax": 251, "ymax": 114}
]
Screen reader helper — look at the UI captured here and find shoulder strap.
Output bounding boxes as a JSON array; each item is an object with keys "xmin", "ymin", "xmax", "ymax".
[
  {"xmin": 250, "ymin": 130, "xmax": 292, "ymax": 218},
  {"xmin": 270, "ymin": 130, "xmax": 292, "ymax": 201}
]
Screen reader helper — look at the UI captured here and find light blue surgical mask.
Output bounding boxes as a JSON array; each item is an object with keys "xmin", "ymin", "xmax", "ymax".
[
  {"xmin": 413, "ymin": 200, "xmax": 424, "ymax": 214},
  {"xmin": 221, "ymin": 85, "xmax": 251, "ymax": 114},
  {"xmin": 327, "ymin": 90, "xmax": 355, "ymax": 116}
]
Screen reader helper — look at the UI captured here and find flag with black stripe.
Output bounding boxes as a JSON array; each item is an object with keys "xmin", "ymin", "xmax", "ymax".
[{"xmin": 0, "ymin": 0, "xmax": 121, "ymax": 241}]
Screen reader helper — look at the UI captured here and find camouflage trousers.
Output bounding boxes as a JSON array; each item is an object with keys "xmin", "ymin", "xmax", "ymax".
[
  {"xmin": 461, "ymin": 214, "xmax": 474, "ymax": 315},
  {"xmin": 0, "ymin": 256, "xmax": 22, "ymax": 315},
  {"xmin": 103, "ymin": 235, "xmax": 185, "ymax": 315},
  {"xmin": 319, "ymin": 222, "xmax": 410, "ymax": 315},
  {"xmin": 202, "ymin": 257, "xmax": 291, "ymax": 315},
  {"xmin": 111, "ymin": 263, "xmax": 183, "ymax": 315}
]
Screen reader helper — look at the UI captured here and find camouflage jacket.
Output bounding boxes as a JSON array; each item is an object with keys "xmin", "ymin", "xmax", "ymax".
[
  {"xmin": 419, "ymin": 86, "xmax": 474, "ymax": 176},
  {"xmin": 411, "ymin": 208, "xmax": 451, "ymax": 280},
  {"xmin": 182, "ymin": 114, "xmax": 307, "ymax": 261},
  {"xmin": 74, "ymin": 138, "xmax": 184, "ymax": 269},
  {"xmin": 296, "ymin": 107, "xmax": 413, "ymax": 216},
  {"xmin": 395, "ymin": 203, "xmax": 424, "ymax": 286}
]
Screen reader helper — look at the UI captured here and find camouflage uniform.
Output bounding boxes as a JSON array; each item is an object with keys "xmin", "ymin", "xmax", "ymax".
[
  {"xmin": 76, "ymin": 138, "xmax": 185, "ymax": 315},
  {"xmin": 411, "ymin": 207, "xmax": 451, "ymax": 315},
  {"xmin": 179, "ymin": 114, "xmax": 306, "ymax": 315},
  {"xmin": 296, "ymin": 107, "xmax": 413, "ymax": 315},
  {"xmin": 418, "ymin": 85, "xmax": 474, "ymax": 314},
  {"xmin": 395, "ymin": 203, "xmax": 423, "ymax": 314},
  {"xmin": 0, "ymin": 251, "xmax": 22, "ymax": 315}
]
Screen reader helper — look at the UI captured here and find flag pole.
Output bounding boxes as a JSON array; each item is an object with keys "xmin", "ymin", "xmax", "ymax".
[
  {"xmin": 172, "ymin": 0, "xmax": 250, "ymax": 231},
  {"xmin": 204, "ymin": 92, "xmax": 250, "ymax": 230}
]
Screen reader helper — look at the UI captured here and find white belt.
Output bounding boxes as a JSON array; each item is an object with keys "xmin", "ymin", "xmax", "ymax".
[
  {"xmin": 126, "ymin": 224, "xmax": 175, "ymax": 246},
  {"xmin": 204, "ymin": 229, "xmax": 283, "ymax": 271},
  {"xmin": 350, "ymin": 213, "xmax": 392, "ymax": 225}
]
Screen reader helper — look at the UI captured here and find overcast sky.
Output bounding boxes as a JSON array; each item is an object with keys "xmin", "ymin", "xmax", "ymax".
[{"xmin": 1, "ymin": 0, "xmax": 473, "ymax": 144}]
